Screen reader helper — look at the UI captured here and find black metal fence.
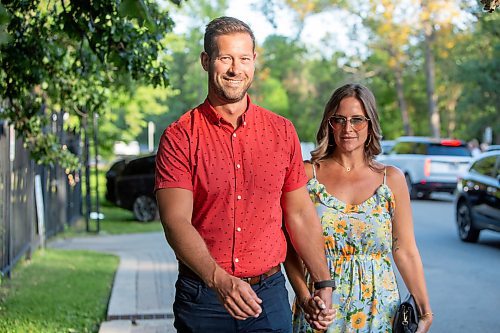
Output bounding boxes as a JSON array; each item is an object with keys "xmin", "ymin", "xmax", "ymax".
[{"xmin": 0, "ymin": 120, "xmax": 82, "ymax": 277}]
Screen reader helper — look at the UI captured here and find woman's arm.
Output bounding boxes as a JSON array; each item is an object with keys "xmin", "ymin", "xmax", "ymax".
[
  {"xmin": 283, "ymin": 229, "xmax": 312, "ymax": 309},
  {"xmin": 387, "ymin": 166, "xmax": 433, "ymax": 332}
]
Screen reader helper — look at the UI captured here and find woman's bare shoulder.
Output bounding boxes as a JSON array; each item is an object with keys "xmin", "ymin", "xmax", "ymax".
[
  {"xmin": 384, "ymin": 165, "xmax": 405, "ymax": 180},
  {"xmin": 382, "ymin": 164, "xmax": 408, "ymax": 196},
  {"xmin": 304, "ymin": 160, "xmax": 314, "ymax": 179}
]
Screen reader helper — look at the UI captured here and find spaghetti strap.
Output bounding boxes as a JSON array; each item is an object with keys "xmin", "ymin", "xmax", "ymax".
[
  {"xmin": 383, "ymin": 167, "xmax": 387, "ymax": 185},
  {"xmin": 312, "ymin": 163, "xmax": 317, "ymax": 179}
]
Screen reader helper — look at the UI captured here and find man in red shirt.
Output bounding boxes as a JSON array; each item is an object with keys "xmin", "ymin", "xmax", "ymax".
[{"xmin": 155, "ymin": 16, "xmax": 334, "ymax": 332}]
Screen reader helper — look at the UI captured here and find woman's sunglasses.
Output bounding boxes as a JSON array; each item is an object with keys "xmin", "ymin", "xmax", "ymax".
[{"xmin": 328, "ymin": 115, "xmax": 370, "ymax": 131}]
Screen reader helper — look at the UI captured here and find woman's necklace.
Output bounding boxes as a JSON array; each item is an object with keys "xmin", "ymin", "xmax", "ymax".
[{"xmin": 332, "ymin": 158, "xmax": 354, "ymax": 172}]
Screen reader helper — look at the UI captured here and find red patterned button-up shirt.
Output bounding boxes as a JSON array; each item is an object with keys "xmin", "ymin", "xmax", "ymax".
[{"xmin": 155, "ymin": 96, "xmax": 307, "ymax": 277}]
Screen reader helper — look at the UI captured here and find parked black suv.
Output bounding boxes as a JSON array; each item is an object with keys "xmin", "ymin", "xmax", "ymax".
[
  {"xmin": 106, "ymin": 154, "xmax": 157, "ymax": 222},
  {"xmin": 455, "ymin": 151, "xmax": 500, "ymax": 243}
]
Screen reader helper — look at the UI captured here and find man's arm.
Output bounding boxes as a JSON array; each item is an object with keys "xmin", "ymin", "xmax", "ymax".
[
  {"xmin": 283, "ymin": 228, "xmax": 334, "ymax": 330},
  {"xmin": 282, "ymin": 186, "xmax": 333, "ymax": 312},
  {"xmin": 156, "ymin": 188, "xmax": 262, "ymax": 320}
]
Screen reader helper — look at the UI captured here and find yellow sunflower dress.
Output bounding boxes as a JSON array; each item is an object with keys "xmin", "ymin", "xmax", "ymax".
[{"xmin": 292, "ymin": 165, "xmax": 400, "ymax": 333}]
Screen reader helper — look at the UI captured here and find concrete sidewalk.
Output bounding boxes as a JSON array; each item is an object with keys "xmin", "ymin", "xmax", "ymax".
[{"xmin": 49, "ymin": 232, "xmax": 177, "ymax": 333}]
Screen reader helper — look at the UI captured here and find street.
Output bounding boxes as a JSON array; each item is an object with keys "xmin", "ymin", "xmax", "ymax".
[{"xmin": 404, "ymin": 195, "xmax": 500, "ymax": 332}]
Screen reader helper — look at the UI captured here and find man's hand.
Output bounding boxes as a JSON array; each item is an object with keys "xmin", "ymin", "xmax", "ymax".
[
  {"xmin": 311, "ymin": 288, "xmax": 335, "ymax": 329},
  {"xmin": 213, "ymin": 273, "xmax": 263, "ymax": 320},
  {"xmin": 300, "ymin": 293, "xmax": 335, "ymax": 330},
  {"xmin": 314, "ymin": 287, "xmax": 333, "ymax": 314}
]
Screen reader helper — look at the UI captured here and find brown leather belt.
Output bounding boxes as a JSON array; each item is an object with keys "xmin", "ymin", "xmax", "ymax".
[{"xmin": 178, "ymin": 263, "xmax": 281, "ymax": 286}]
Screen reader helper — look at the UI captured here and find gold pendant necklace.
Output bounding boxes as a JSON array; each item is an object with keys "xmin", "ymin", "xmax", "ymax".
[{"xmin": 332, "ymin": 158, "xmax": 352, "ymax": 172}]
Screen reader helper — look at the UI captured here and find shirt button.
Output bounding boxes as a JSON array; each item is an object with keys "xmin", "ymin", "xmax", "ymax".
[
  {"xmin": 233, "ymin": 133, "xmax": 237, "ymax": 138},
  {"xmin": 243, "ymin": 121, "xmax": 247, "ymax": 126},
  {"xmin": 236, "ymin": 227, "xmax": 241, "ymax": 232},
  {"xmin": 237, "ymin": 195, "xmax": 242, "ymax": 200},
  {"xmin": 236, "ymin": 164, "xmax": 241, "ymax": 169},
  {"xmin": 235, "ymin": 258, "xmax": 239, "ymax": 263}
]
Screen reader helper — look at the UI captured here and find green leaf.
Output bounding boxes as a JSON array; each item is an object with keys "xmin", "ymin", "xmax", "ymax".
[{"xmin": 118, "ymin": 0, "xmax": 156, "ymax": 31}]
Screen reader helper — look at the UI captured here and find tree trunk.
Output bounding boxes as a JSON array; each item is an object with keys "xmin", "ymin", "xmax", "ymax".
[
  {"xmin": 394, "ymin": 66, "xmax": 412, "ymax": 136},
  {"xmin": 422, "ymin": 4, "xmax": 441, "ymax": 138},
  {"xmin": 445, "ymin": 86, "xmax": 461, "ymax": 137}
]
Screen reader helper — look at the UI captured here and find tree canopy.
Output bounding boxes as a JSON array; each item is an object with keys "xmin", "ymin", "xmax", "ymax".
[
  {"xmin": 1, "ymin": 0, "xmax": 499, "ymax": 172},
  {"xmin": 0, "ymin": 0, "xmax": 181, "ymax": 169}
]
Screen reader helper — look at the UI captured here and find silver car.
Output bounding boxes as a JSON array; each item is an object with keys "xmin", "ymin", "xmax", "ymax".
[{"xmin": 379, "ymin": 136, "xmax": 472, "ymax": 199}]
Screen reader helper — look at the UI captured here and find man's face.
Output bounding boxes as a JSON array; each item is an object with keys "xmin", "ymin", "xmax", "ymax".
[{"xmin": 202, "ymin": 32, "xmax": 256, "ymax": 104}]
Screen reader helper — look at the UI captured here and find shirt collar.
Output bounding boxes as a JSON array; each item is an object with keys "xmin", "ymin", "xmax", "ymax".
[{"xmin": 200, "ymin": 95, "xmax": 255, "ymax": 127}]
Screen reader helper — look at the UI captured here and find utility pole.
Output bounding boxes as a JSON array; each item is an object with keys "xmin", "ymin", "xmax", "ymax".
[
  {"xmin": 148, "ymin": 121, "xmax": 155, "ymax": 153},
  {"xmin": 93, "ymin": 113, "xmax": 100, "ymax": 233},
  {"xmin": 82, "ymin": 112, "xmax": 91, "ymax": 232}
]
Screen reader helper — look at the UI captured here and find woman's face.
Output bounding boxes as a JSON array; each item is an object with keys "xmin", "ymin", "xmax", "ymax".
[{"xmin": 329, "ymin": 96, "xmax": 370, "ymax": 153}]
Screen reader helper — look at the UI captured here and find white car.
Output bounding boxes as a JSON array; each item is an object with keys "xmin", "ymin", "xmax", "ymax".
[{"xmin": 379, "ymin": 136, "xmax": 472, "ymax": 199}]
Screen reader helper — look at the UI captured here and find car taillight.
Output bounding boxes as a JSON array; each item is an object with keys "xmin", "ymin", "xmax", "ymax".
[
  {"xmin": 440, "ymin": 139, "xmax": 462, "ymax": 146},
  {"xmin": 424, "ymin": 158, "xmax": 431, "ymax": 177}
]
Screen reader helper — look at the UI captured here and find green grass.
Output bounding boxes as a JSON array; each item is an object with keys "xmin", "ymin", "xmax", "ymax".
[
  {"xmin": 67, "ymin": 167, "xmax": 163, "ymax": 236},
  {"xmin": 0, "ymin": 249, "xmax": 119, "ymax": 333},
  {"xmin": 57, "ymin": 203, "xmax": 163, "ymax": 237},
  {"xmin": 0, "ymin": 164, "xmax": 163, "ymax": 332},
  {"xmin": 88, "ymin": 204, "xmax": 164, "ymax": 234}
]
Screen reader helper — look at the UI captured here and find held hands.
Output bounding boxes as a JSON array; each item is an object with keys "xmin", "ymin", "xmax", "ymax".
[
  {"xmin": 301, "ymin": 289, "xmax": 335, "ymax": 330},
  {"xmin": 213, "ymin": 273, "xmax": 263, "ymax": 320}
]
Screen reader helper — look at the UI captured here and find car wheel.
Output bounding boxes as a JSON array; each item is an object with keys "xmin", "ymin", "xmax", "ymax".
[
  {"xmin": 405, "ymin": 174, "xmax": 418, "ymax": 200},
  {"xmin": 456, "ymin": 200, "xmax": 479, "ymax": 243},
  {"xmin": 133, "ymin": 195, "xmax": 157, "ymax": 222}
]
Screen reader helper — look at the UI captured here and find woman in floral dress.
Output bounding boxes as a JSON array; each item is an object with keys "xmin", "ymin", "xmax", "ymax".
[{"xmin": 285, "ymin": 84, "xmax": 433, "ymax": 333}]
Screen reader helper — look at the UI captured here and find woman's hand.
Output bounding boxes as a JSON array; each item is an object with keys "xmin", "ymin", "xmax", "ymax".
[
  {"xmin": 416, "ymin": 313, "xmax": 433, "ymax": 333},
  {"xmin": 300, "ymin": 295, "xmax": 335, "ymax": 330}
]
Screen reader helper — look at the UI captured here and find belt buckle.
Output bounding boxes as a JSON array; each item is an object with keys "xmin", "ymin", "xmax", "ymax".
[{"xmin": 240, "ymin": 276, "xmax": 253, "ymax": 284}]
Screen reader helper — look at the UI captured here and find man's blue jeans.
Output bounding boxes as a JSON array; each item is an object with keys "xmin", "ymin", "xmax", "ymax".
[{"xmin": 173, "ymin": 270, "xmax": 292, "ymax": 333}]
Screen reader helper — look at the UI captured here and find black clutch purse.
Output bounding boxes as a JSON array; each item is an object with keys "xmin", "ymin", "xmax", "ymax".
[{"xmin": 393, "ymin": 293, "xmax": 419, "ymax": 333}]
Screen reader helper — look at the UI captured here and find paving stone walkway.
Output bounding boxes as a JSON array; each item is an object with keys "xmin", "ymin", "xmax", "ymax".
[{"xmin": 49, "ymin": 232, "xmax": 177, "ymax": 333}]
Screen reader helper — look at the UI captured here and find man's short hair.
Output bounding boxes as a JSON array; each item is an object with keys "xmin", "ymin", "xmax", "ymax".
[{"xmin": 204, "ymin": 16, "xmax": 255, "ymax": 57}]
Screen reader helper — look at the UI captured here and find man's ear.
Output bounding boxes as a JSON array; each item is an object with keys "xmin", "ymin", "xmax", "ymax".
[{"xmin": 200, "ymin": 52, "xmax": 209, "ymax": 71}]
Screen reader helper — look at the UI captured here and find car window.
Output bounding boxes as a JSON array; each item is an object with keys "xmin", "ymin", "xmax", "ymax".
[
  {"xmin": 415, "ymin": 143, "xmax": 427, "ymax": 155},
  {"xmin": 107, "ymin": 160, "xmax": 126, "ymax": 176},
  {"xmin": 380, "ymin": 141, "xmax": 395, "ymax": 155},
  {"xmin": 392, "ymin": 142, "xmax": 416, "ymax": 154},
  {"xmin": 470, "ymin": 156, "xmax": 496, "ymax": 177},
  {"xmin": 122, "ymin": 156, "xmax": 156, "ymax": 176},
  {"xmin": 426, "ymin": 144, "xmax": 471, "ymax": 156},
  {"xmin": 493, "ymin": 156, "xmax": 500, "ymax": 179},
  {"xmin": 486, "ymin": 145, "xmax": 500, "ymax": 152},
  {"xmin": 111, "ymin": 160, "xmax": 126, "ymax": 170}
]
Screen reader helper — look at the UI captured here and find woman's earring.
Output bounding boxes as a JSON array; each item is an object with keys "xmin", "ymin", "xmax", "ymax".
[{"xmin": 365, "ymin": 134, "xmax": 372, "ymax": 147}]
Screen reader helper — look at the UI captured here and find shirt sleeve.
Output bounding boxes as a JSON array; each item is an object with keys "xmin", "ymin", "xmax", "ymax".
[
  {"xmin": 155, "ymin": 123, "xmax": 193, "ymax": 192},
  {"xmin": 282, "ymin": 120, "xmax": 308, "ymax": 192}
]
